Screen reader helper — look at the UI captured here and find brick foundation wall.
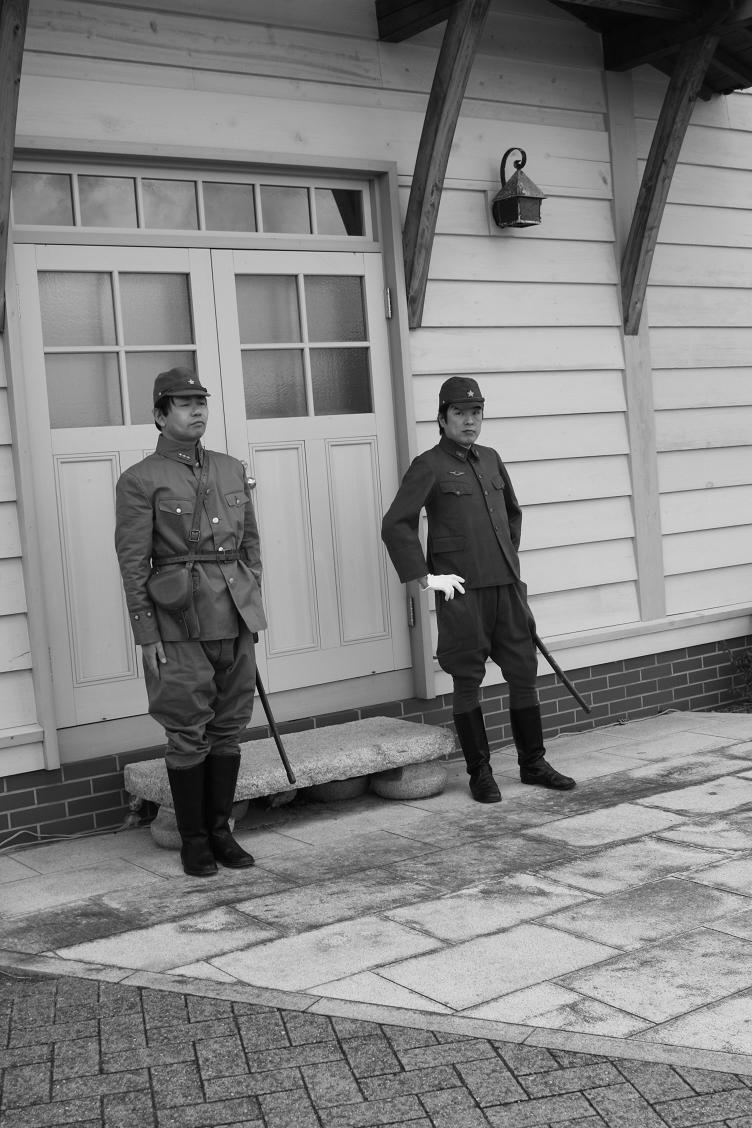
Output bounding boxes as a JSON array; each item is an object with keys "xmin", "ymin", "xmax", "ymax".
[{"xmin": 1, "ymin": 633, "xmax": 750, "ymax": 849}]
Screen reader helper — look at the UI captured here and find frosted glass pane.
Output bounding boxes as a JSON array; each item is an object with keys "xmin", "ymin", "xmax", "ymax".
[
  {"xmin": 311, "ymin": 349, "xmax": 371, "ymax": 416},
  {"xmin": 46, "ymin": 353, "xmax": 122, "ymax": 428},
  {"xmin": 143, "ymin": 179, "xmax": 198, "ymax": 229},
  {"xmin": 260, "ymin": 185, "xmax": 310, "ymax": 233},
  {"xmin": 127, "ymin": 350, "xmax": 196, "ymax": 424},
  {"xmin": 242, "ymin": 350, "xmax": 307, "ymax": 419},
  {"xmin": 120, "ymin": 274, "xmax": 193, "ymax": 345},
  {"xmin": 39, "ymin": 273, "xmax": 116, "ymax": 347},
  {"xmin": 315, "ymin": 189, "xmax": 364, "ymax": 236},
  {"xmin": 79, "ymin": 176, "xmax": 137, "ymax": 227},
  {"xmin": 12, "ymin": 172, "xmax": 73, "ymax": 225},
  {"xmin": 204, "ymin": 182, "xmax": 256, "ymax": 231},
  {"xmin": 305, "ymin": 276, "xmax": 365, "ymax": 342},
  {"xmin": 236, "ymin": 276, "xmax": 300, "ymax": 343}
]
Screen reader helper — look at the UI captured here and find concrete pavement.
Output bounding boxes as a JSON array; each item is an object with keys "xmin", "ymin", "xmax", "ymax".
[{"xmin": 2, "ymin": 708, "xmax": 752, "ymax": 1125}]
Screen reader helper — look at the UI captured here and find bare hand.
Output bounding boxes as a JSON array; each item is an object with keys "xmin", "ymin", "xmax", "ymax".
[{"xmin": 140, "ymin": 641, "xmax": 166, "ymax": 677}]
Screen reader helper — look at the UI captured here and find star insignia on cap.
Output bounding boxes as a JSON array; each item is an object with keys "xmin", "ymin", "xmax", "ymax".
[
  {"xmin": 188, "ymin": 378, "xmax": 195, "ymax": 384},
  {"xmin": 467, "ymin": 390, "xmax": 475, "ymax": 398}
]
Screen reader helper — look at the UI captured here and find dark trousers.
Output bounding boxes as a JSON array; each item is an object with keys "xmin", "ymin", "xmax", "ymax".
[
  {"xmin": 436, "ymin": 584, "xmax": 538, "ymax": 714},
  {"xmin": 144, "ymin": 629, "xmax": 256, "ymax": 769}
]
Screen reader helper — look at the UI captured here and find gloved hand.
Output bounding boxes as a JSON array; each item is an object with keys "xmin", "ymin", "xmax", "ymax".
[{"xmin": 425, "ymin": 573, "xmax": 465, "ymax": 599}]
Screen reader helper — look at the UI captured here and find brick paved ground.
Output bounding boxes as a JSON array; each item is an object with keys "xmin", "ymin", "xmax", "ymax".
[{"xmin": 2, "ymin": 970, "xmax": 752, "ymax": 1128}]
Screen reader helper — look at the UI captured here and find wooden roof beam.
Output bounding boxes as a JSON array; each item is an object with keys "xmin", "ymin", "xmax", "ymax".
[
  {"xmin": 376, "ymin": 0, "xmax": 454, "ymax": 42},
  {"xmin": 0, "ymin": 0, "xmax": 28, "ymax": 332},
  {"xmin": 403, "ymin": 0, "xmax": 490, "ymax": 328},
  {"xmin": 604, "ymin": 0, "xmax": 734, "ymax": 69},
  {"xmin": 554, "ymin": 0, "xmax": 700, "ymax": 21},
  {"xmin": 621, "ymin": 27, "xmax": 720, "ymax": 334}
]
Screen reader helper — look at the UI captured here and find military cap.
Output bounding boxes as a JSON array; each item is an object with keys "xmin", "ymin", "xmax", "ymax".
[
  {"xmin": 438, "ymin": 376, "xmax": 484, "ymax": 410},
  {"xmin": 152, "ymin": 366, "xmax": 210, "ymax": 406}
]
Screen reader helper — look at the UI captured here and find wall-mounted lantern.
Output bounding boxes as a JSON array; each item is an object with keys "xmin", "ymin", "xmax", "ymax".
[{"xmin": 491, "ymin": 148, "xmax": 546, "ymax": 229}]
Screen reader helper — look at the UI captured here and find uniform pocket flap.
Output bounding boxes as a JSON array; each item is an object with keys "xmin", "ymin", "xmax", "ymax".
[
  {"xmin": 491, "ymin": 475, "xmax": 506, "ymax": 490},
  {"xmin": 224, "ymin": 491, "xmax": 249, "ymax": 507},
  {"xmin": 438, "ymin": 481, "xmax": 473, "ymax": 496},
  {"xmin": 157, "ymin": 498, "xmax": 193, "ymax": 515},
  {"xmin": 432, "ymin": 535, "xmax": 466, "ymax": 552}
]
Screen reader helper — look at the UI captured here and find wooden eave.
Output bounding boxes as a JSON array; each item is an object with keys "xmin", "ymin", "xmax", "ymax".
[
  {"xmin": 0, "ymin": 0, "xmax": 28, "ymax": 331},
  {"xmin": 379, "ymin": 0, "xmax": 752, "ymax": 332}
]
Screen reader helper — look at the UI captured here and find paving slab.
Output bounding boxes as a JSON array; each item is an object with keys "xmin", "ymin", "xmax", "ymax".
[{"xmin": 3, "ymin": 708, "xmax": 752, "ymax": 1118}]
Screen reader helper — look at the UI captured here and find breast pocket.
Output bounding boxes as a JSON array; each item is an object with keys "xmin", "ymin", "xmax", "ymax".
[
  {"xmin": 491, "ymin": 475, "xmax": 506, "ymax": 492},
  {"xmin": 157, "ymin": 498, "xmax": 194, "ymax": 519},
  {"xmin": 224, "ymin": 491, "xmax": 249, "ymax": 509},
  {"xmin": 438, "ymin": 481, "xmax": 473, "ymax": 498}
]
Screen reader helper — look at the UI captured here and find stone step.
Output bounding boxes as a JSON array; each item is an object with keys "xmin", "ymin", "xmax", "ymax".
[{"xmin": 125, "ymin": 716, "xmax": 454, "ymax": 811}]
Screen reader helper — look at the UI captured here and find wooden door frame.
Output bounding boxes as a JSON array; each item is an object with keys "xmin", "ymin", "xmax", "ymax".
[{"xmin": 5, "ymin": 151, "xmax": 436, "ymax": 765}]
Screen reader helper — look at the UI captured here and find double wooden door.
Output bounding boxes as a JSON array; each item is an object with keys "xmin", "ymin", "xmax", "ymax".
[{"xmin": 14, "ymin": 243, "xmax": 409, "ymax": 727}]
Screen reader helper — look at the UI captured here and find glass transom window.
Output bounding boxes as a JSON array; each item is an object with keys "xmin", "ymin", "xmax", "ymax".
[{"xmin": 12, "ymin": 169, "xmax": 367, "ymax": 238}]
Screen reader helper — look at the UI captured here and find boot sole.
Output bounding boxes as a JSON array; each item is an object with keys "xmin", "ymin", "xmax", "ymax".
[{"xmin": 520, "ymin": 777, "xmax": 576, "ymax": 790}]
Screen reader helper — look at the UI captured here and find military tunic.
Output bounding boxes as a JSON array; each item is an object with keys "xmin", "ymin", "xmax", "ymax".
[
  {"xmin": 115, "ymin": 434, "xmax": 267, "ymax": 766},
  {"xmin": 381, "ymin": 434, "xmax": 538, "ymax": 709}
]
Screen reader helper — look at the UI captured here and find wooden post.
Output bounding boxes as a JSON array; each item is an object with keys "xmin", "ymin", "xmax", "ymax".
[
  {"xmin": 620, "ymin": 29, "xmax": 719, "ymax": 335},
  {"xmin": 0, "ymin": 0, "xmax": 28, "ymax": 332},
  {"xmin": 402, "ymin": 0, "xmax": 490, "ymax": 329}
]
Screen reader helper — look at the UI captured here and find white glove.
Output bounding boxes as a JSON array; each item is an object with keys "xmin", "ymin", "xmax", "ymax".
[{"xmin": 425, "ymin": 573, "xmax": 465, "ymax": 599}]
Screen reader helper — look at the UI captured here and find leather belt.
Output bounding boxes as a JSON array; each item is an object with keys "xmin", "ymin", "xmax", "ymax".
[{"xmin": 152, "ymin": 550, "xmax": 242, "ymax": 567}]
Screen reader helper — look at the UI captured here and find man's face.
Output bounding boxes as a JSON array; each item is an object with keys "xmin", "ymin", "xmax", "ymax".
[
  {"xmin": 155, "ymin": 395, "xmax": 208, "ymax": 443},
  {"xmin": 442, "ymin": 403, "xmax": 483, "ymax": 447}
]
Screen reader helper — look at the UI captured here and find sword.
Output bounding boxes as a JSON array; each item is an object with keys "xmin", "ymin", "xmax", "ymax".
[
  {"xmin": 512, "ymin": 585, "xmax": 591, "ymax": 714},
  {"xmin": 255, "ymin": 668, "xmax": 297, "ymax": 784},
  {"xmin": 532, "ymin": 632, "xmax": 591, "ymax": 715}
]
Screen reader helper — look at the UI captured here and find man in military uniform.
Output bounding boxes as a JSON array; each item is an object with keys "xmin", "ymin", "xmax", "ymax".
[
  {"xmin": 381, "ymin": 376, "xmax": 575, "ymax": 803},
  {"xmin": 115, "ymin": 367, "xmax": 266, "ymax": 876}
]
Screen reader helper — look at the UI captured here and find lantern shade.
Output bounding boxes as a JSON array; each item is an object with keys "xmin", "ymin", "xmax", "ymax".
[{"xmin": 492, "ymin": 165, "xmax": 546, "ymax": 229}]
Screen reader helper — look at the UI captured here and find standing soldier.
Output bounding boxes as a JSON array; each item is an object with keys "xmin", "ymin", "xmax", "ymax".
[
  {"xmin": 115, "ymin": 367, "xmax": 266, "ymax": 876},
  {"xmin": 381, "ymin": 377, "xmax": 575, "ymax": 804}
]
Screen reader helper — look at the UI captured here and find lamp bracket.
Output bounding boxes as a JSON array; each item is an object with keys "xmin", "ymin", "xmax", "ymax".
[{"xmin": 500, "ymin": 147, "xmax": 526, "ymax": 186}]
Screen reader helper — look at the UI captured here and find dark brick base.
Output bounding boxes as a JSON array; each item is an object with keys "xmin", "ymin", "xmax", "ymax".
[{"xmin": 1, "ymin": 633, "xmax": 749, "ymax": 849}]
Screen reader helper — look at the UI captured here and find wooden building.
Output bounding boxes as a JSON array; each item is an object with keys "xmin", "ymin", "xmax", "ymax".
[{"xmin": 1, "ymin": 0, "xmax": 751, "ymax": 842}]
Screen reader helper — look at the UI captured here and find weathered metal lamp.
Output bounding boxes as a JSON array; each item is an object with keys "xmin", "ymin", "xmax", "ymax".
[{"xmin": 491, "ymin": 148, "xmax": 546, "ymax": 229}]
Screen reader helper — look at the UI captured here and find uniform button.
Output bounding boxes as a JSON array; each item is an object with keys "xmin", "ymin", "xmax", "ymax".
[
  {"xmin": 212, "ymin": 517, "xmax": 219, "ymax": 524},
  {"xmin": 228, "ymin": 577, "xmax": 235, "ymax": 584},
  {"xmin": 218, "ymin": 547, "xmax": 225, "ymax": 553},
  {"xmin": 146, "ymin": 612, "xmax": 152, "ymax": 618},
  {"xmin": 176, "ymin": 507, "xmax": 182, "ymax": 514},
  {"xmin": 134, "ymin": 614, "xmax": 140, "ymax": 620}
]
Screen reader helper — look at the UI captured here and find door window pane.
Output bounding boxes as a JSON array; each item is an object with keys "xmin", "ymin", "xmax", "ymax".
[
  {"xmin": 39, "ymin": 273, "xmax": 116, "ymax": 347},
  {"xmin": 12, "ymin": 172, "xmax": 74, "ymax": 225},
  {"xmin": 305, "ymin": 276, "xmax": 366, "ymax": 341},
  {"xmin": 311, "ymin": 348, "xmax": 372, "ymax": 416},
  {"xmin": 242, "ymin": 350, "xmax": 306, "ymax": 418},
  {"xmin": 79, "ymin": 176, "xmax": 137, "ymax": 227},
  {"xmin": 127, "ymin": 350, "xmax": 197, "ymax": 424},
  {"xmin": 315, "ymin": 189, "xmax": 364, "ymax": 236},
  {"xmin": 260, "ymin": 186, "xmax": 311, "ymax": 233},
  {"xmin": 46, "ymin": 353, "xmax": 122, "ymax": 428},
  {"xmin": 120, "ymin": 274, "xmax": 193, "ymax": 345},
  {"xmin": 204, "ymin": 182, "xmax": 256, "ymax": 231},
  {"xmin": 143, "ymin": 179, "xmax": 198, "ymax": 229},
  {"xmin": 236, "ymin": 275, "xmax": 300, "ymax": 343}
]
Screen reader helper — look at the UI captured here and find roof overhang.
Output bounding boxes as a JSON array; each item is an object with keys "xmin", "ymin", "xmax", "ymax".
[{"xmin": 378, "ymin": 0, "xmax": 751, "ymax": 331}]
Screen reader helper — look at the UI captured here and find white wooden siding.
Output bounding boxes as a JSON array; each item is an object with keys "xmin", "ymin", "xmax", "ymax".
[
  {"xmin": 636, "ymin": 71, "xmax": 752, "ymax": 621},
  {"xmin": 0, "ymin": 346, "xmax": 43, "ymax": 770}
]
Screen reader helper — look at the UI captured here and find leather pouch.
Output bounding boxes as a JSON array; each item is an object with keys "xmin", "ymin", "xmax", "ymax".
[{"xmin": 146, "ymin": 566, "xmax": 192, "ymax": 613}]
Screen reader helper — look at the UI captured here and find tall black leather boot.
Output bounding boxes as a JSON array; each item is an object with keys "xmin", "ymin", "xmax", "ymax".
[
  {"xmin": 166, "ymin": 763, "xmax": 218, "ymax": 877},
  {"xmin": 510, "ymin": 706, "xmax": 576, "ymax": 790},
  {"xmin": 454, "ymin": 708, "xmax": 502, "ymax": 803},
  {"xmin": 205, "ymin": 755, "xmax": 255, "ymax": 869}
]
